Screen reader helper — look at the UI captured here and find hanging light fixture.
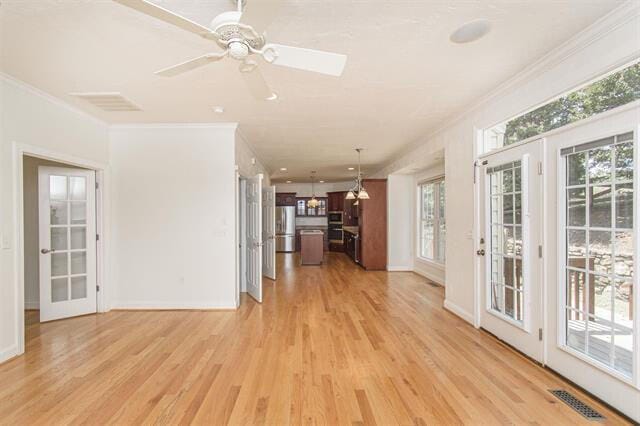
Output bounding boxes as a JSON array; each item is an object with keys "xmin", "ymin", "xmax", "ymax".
[
  {"xmin": 307, "ymin": 171, "xmax": 320, "ymax": 208},
  {"xmin": 345, "ymin": 148, "xmax": 370, "ymax": 200}
]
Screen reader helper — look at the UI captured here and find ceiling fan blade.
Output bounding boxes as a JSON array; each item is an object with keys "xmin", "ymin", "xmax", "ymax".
[
  {"xmin": 264, "ymin": 43, "xmax": 347, "ymax": 77},
  {"xmin": 113, "ymin": 0, "xmax": 215, "ymax": 38},
  {"xmin": 240, "ymin": 0, "xmax": 283, "ymax": 34},
  {"xmin": 240, "ymin": 64, "xmax": 276, "ymax": 101},
  {"xmin": 155, "ymin": 52, "xmax": 227, "ymax": 77}
]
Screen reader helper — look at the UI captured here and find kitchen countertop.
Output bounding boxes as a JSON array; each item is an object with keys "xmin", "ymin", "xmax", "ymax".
[
  {"xmin": 300, "ymin": 230, "xmax": 324, "ymax": 235},
  {"xmin": 343, "ymin": 226, "xmax": 359, "ymax": 236},
  {"xmin": 296, "ymin": 225, "xmax": 328, "ymax": 229}
]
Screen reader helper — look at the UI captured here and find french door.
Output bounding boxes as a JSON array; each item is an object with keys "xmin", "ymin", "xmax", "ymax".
[
  {"xmin": 38, "ymin": 166, "xmax": 97, "ymax": 322},
  {"xmin": 544, "ymin": 106, "xmax": 639, "ymax": 421},
  {"xmin": 479, "ymin": 140, "xmax": 544, "ymax": 362},
  {"xmin": 246, "ymin": 174, "xmax": 263, "ymax": 302},
  {"xmin": 262, "ymin": 185, "xmax": 276, "ymax": 280}
]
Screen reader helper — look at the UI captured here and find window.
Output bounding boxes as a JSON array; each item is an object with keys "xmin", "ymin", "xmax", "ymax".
[
  {"xmin": 562, "ymin": 132, "xmax": 634, "ymax": 377},
  {"xmin": 419, "ymin": 179, "xmax": 445, "ymax": 262},
  {"xmin": 485, "ymin": 62, "xmax": 640, "ymax": 152},
  {"xmin": 488, "ymin": 161, "xmax": 524, "ymax": 322},
  {"xmin": 296, "ymin": 197, "xmax": 328, "ymax": 216}
]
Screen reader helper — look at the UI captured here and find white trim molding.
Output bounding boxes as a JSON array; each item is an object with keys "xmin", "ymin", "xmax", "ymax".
[
  {"xmin": 0, "ymin": 345, "xmax": 19, "ymax": 365},
  {"xmin": 413, "ymin": 264, "xmax": 445, "ymax": 286},
  {"xmin": 111, "ymin": 301, "xmax": 238, "ymax": 310},
  {"xmin": 444, "ymin": 299, "xmax": 475, "ymax": 325}
]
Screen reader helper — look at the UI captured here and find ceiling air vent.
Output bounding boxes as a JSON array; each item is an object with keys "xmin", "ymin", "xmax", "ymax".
[{"xmin": 70, "ymin": 92, "xmax": 141, "ymax": 112}]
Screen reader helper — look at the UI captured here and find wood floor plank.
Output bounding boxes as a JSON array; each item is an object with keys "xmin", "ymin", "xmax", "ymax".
[{"xmin": 0, "ymin": 252, "xmax": 632, "ymax": 425}]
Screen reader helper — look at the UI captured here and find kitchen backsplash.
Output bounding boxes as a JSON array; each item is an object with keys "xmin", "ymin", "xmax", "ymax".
[{"xmin": 296, "ymin": 217, "xmax": 328, "ymax": 227}]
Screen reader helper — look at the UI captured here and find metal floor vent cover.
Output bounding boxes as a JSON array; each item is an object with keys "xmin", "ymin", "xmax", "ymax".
[{"xmin": 549, "ymin": 390, "xmax": 605, "ymax": 421}]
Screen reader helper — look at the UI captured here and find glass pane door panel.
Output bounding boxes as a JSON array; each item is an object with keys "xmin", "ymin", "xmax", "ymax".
[
  {"xmin": 488, "ymin": 160, "xmax": 524, "ymax": 323},
  {"xmin": 71, "ymin": 252, "xmax": 87, "ymax": 275},
  {"xmin": 71, "ymin": 276, "xmax": 87, "ymax": 300},
  {"xmin": 69, "ymin": 177, "xmax": 86, "ymax": 200},
  {"xmin": 50, "ymin": 201, "xmax": 68, "ymax": 225},
  {"xmin": 563, "ymin": 132, "xmax": 634, "ymax": 378},
  {"xmin": 50, "ymin": 176, "xmax": 67, "ymax": 200},
  {"xmin": 70, "ymin": 202, "xmax": 87, "ymax": 224},
  {"xmin": 51, "ymin": 252, "xmax": 68, "ymax": 277},
  {"xmin": 51, "ymin": 278, "xmax": 68, "ymax": 302},
  {"xmin": 70, "ymin": 227, "xmax": 87, "ymax": 249},
  {"xmin": 51, "ymin": 228, "xmax": 68, "ymax": 251}
]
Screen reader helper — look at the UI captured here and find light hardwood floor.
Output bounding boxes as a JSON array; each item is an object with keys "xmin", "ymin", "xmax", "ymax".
[{"xmin": 0, "ymin": 252, "xmax": 631, "ymax": 425}]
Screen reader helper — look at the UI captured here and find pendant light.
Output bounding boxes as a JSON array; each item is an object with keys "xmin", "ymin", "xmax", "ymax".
[
  {"xmin": 307, "ymin": 171, "xmax": 319, "ymax": 208},
  {"xmin": 345, "ymin": 148, "xmax": 370, "ymax": 200}
]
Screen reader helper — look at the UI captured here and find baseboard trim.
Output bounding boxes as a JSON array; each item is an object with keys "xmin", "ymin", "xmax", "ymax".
[
  {"xmin": 443, "ymin": 299, "xmax": 474, "ymax": 324},
  {"xmin": 412, "ymin": 266, "xmax": 445, "ymax": 286},
  {"xmin": 386, "ymin": 265, "xmax": 413, "ymax": 272},
  {"xmin": 111, "ymin": 301, "xmax": 237, "ymax": 310},
  {"xmin": 24, "ymin": 301, "xmax": 39, "ymax": 310},
  {"xmin": 0, "ymin": 344, "xmax": 19, "ymax": 365}
]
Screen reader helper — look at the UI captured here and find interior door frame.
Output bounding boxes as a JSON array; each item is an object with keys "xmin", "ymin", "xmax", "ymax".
[{"xmin": 12, "ymin": 142, "xmax": 109, "ymax": 357}]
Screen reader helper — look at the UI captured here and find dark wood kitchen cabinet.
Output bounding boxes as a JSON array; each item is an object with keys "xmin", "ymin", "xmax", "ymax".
[
  {"xmin": 276, "ymin": 192, "xmax": 297, "ymax": 206},
  {"xmin": 327, "ymin": 191, "xmax": 345, "ymax": 212},
  {"xmin": 357, "ymin": 179, "xmax": 387, "ymax": 270}
]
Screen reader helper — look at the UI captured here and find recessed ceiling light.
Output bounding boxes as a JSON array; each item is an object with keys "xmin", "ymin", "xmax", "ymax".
[
  {"xmin": 319, "ymin": 180, "xmax": 325, "ymax": 183},
  {"xmin": 266, "ymin": 92, "xmax": 278, "ymax": 101},
  {"xmin": 286, "ymin": 180, "xmax": 292, "ymax": 183},
  {"xmin": 450, "ymin": 19, "xmax": 491, "ymax": 44},
  {"xmin": 348, "ymin": 167, "xmax": 355, "ymax": 170},
  {"xmin": 213, "ymin": 106, "xmax": 225, "ymax": 114},
  {"xmin": 280, "ymin": 167, "xmax": 287, "ymax": 171}
]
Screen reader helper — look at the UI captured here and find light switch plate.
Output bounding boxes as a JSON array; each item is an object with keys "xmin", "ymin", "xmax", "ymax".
[{"xmin": 1, "ymin": 233, "xmax": 11, "ymax": 250}]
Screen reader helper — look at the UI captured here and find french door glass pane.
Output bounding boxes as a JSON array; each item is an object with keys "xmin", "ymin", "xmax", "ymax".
[
  {"xmin": 71, "ymin": 276, "xmax": 87, "ymax": 300},
  {"xmin": 51, "ymin": 278, "xmax": 68, "ymax": 303},
  {"xmin": 488, "ymin": 160, "xmax": 523, "ymax": 323},
  {"xmin": 563, "ymin": 133, "xmax": 634, "ymax": 378}
]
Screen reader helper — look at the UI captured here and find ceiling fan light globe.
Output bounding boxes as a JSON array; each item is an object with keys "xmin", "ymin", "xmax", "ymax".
[
  {"xmin": 345, "ymin": 191, "xmax": 356, "ymax": 200},
  {"xmin": 229, "ymin": 41, "xmax": 249, "ymax": 60},
  {"xmin": 357, "ymin": 188, "xmax": 369, "ymax": 199}
]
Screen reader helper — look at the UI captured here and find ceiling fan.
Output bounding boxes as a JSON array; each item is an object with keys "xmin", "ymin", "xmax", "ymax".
[{"xmin": 113, "ymin": 0, "xmax": 348, "ymax": 100}]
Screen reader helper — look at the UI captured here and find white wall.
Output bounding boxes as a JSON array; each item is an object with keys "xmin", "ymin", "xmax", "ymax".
[
  {"xmin": 375, "ymin": 2, "xmax": 640, "ymax": 325},
  {"xmin": 109, "ymin": 125, "xmax": 238, "ymax": 309},
  {"xmin": 0, "ymin": 75, "xmax": 109, "ymax": 362},
  {"xmin": 412, "ymin": 164, "xmax": 446, "ymax": 284},
  {"xmin": 386, "ymin": 174, "xmax": 414, "ymax": 271},
  {"xmin": 235, "ymin": 130, "xmax": 270, "ymax": 186}
]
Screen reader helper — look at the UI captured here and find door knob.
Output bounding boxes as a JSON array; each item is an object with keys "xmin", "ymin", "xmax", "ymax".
[
  {"xmin": 476, "ymin": 249, "xmax": 485, "ymax": 256},
  {"xmin": 41, "ymin": 248, "xmax": 55, "ymax": 254}
]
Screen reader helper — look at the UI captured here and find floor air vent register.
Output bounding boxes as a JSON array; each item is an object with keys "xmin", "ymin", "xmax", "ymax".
[{"xmin": 549, "ymin": 390, "xmax": 605, "ymax": 421}]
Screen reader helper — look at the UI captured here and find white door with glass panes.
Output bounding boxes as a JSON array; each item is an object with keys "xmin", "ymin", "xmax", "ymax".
[
  {"xmin": 544, "ymin": 106, "xmax": 639, "ymax": 421},
  {"xmin": 38, "ymin": 166, "xmax": 97, "ymax": 322},
  {"xmin": 479, "ymin": 140, "xmax": 544, "ymax": 362}
]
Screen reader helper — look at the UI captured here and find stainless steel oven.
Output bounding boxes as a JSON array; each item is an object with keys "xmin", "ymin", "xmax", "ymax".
[{"xmin": 328, "ymin": 211, "xmax": 343, "ymax": 224}]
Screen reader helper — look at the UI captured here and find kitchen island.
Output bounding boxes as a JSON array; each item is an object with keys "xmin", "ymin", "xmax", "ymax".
[{"xmin": 300, "ymin": 230, "xmax": 324, "ymax": 265}]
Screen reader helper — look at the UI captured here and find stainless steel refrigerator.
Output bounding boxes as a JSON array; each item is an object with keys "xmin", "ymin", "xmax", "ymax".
[{"xmin": 275, "ymin": 206, "xmax": 296, "ymax": 252}]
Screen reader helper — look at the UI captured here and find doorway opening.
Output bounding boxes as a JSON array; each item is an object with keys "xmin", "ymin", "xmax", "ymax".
[{"xmin": 17, "ymin": 149, "xmax": 106, "ymax": 357}]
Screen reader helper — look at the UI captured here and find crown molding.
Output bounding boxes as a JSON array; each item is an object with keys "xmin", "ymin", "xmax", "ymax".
[
  {"xmin": 377, "ymin": 0, "xmax": 640, "ymax": 175},
  {"xmin": 1, "ymin": 72, "xmax": 108, "ymax": 128},
  {"xmin": 108, "ymin": 122, "xmax": 238, "ymax": 130}
]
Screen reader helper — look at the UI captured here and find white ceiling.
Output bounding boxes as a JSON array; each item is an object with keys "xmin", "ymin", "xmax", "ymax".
[{"xmin": 0, "ymin": 0, "xmax": 623, "ymax": 182}]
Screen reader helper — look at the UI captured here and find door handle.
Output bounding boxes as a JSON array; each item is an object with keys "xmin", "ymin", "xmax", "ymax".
[
  {"xmin": 476, "ymin": 249, "xmax": 485, "ymax": 256},
  {"xmin": 41, "ymin": 248, "xmax": 55, "ymax": 254}
]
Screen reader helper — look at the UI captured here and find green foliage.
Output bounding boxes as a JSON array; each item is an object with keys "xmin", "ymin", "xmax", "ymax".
[{"xmin": 503, "ymin": 63, "xmax": 640, "ymax": 145}]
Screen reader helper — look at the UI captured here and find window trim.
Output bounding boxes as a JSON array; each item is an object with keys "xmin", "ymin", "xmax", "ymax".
[
  {"xmin": 481, "ymin": 60, "xmax": 640, "ymax": 156},
  {"xmin": 556, "ymin": 127, "xmax": 639, "ymax": 387},
  {"xmin": 417, "ymin": 176, "xmax": 445, "ymax": 264}
]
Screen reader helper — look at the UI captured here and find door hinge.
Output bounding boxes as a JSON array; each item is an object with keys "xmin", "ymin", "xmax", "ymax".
[
  {"xmin": 538, "ymin": 245, "xmax": 542, "ymax": 258},
  {"xmin": 96, "ymin": 234, "xmax": 100, "ymax": 241},
  {"xmin": 537, "ymin": 161, "xmax": 543, "ymax": 175},
  {"xmin": 538, "ymin": 328, "xmax": 543, "ymax": 341},
  {"xmin": 95, "ymin": 182, "xmax": 99, "ymax": 190},
  {"xmin": 96, "ymin": 285, "xmax": 100, "ymax": 292}
]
